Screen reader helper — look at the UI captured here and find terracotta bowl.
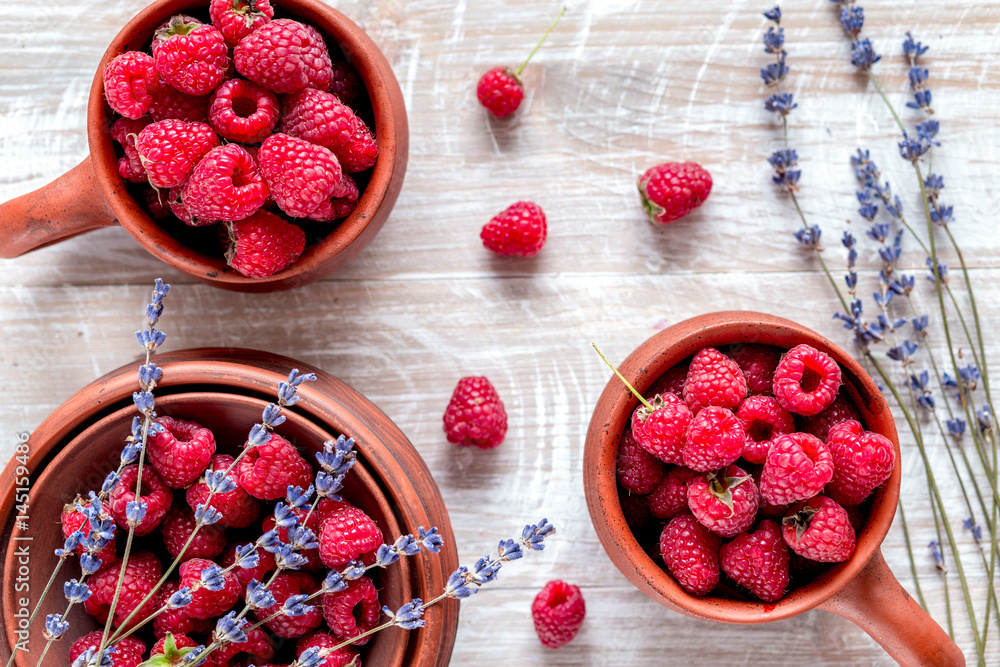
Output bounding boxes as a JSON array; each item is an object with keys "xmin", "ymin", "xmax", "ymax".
[
  {"xmin": 0, "ymin": 349, "xmax": 457, "ymax": 666},
  {"xmin": 0, "ymin": 0, "xmax": 408, "ymax": 292},
  {"xmin": 584, "ymin": 311, "xmax": 964, "ymax": 666}
]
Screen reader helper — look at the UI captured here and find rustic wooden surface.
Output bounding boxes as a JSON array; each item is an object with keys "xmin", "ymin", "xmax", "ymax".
[{"xmin": 1, "ymin": 0, "xmax": 999, "ymax": 664}]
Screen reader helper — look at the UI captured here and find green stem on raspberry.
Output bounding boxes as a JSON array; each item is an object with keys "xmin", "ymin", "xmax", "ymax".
[
  {"xmin": 593, "ymin": 344, "xmax": 654, "ymax": 412},
  {"xmin": 514, "ymin": 7, "xmax": 566, "ymax": 78}
]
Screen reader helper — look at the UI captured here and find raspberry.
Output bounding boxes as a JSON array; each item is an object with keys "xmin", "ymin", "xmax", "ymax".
[
  {"xmin": 69, "ymin": 631, "xmax": 145, "ymax": 667},
  {"xmin": 728, "ymin": 344, "xmax": 782, "ymax": 396},
  {"xmin": 638, "ymin": 162, "xmax": 713, "ymax": 225},
  {"xmin": 221, "ymin": 541, "xmax": 277, "ymax": 591},
  {"xmin": 647, "ymin": 466, "xmax": 698, "ymax": 519},
  {"xmin": 683, "ymin": 347, "xmax": 747, "ymax": 414},
  {"xmin": 329, "ymin": 61, "xmax": 361, "ymax": 106},
  {"xmin": 62, "ymin": 498, "xmax": 117, "ymax": 569},
  {"xmin": 256, "ymin": 572, "xmax": 324, "ymax": 638},
  {"xmin": 305, "ymin": 174, "xmax": 359, "ymax": 223},
  {"xmin": 103, "ymin": 51, "xmax": 160, "ymax": 119},
  {"xmin": 801, "ymin": 393, "xmax": 861, "ymax": 441},
  {"xmin": 208, "ymin": 79, "xmax": 280, "ymax": 143},
  {"xmin": 616, "ymin": 430, "xmax": 666, "ymax": 495},
  {"xmin": 178, "ymin": 557, "xmax": 241, "ymax": 619},
  {"xmin": 645, "ymin": 362, "xmax": 688, "ymax": 400},
  {"xmin": 442, "ymin": 376, "xmax": 508, "ymax": 449},
  {"xmin": 682, "ymin": 406, "xmax": 745, "ymax": 472},
  {"xmin": 773, "ymin": 344, "xmax": 842, "ymax": 416},
  {"xmin": 135, "ymin": 119, "xmax": 219, "ymax": 189},
  {"xmin": 476, "ymin": 67, "xmax": 524, "ymax": 118},
  {"xmin": 735, "ymin": 395, "xmax": 794, "ymax": 465},
  {"xmin": 236, "ymin": 432, "xmax": 313, "ymax": 499},
  {"xmin": 619, "ymin": 490, "xmax": 651, "ymax": 530},
  {"xmin": 782, "ymin": 495, "xmax": 856, "ymax": 562},
  {"xmin": 148, "ymin": 85, "xmax": 210, "ymax": 122},
  {"xmin": 148, "ymin": 415, "xmax": 217, "ymax": 488},
  {"xmin": 480, "ymin": 201, "xmax": 547, "ymax": 257},
  {"xmin": 108, "ymin": 464, "xmax": 173, "ymax": 535},
  {"xmin": 258, "ymin": 133, "xmax": 343, "ymax": 218},
  {"xmin": 206, "ymin": 626, "xmax": 275, "ymax": 665},
  {"xmin": 753, "ymin": 470, "xmax": 792, "ymax": 519},
  {"xmin": 318, "ymin": 500, "xmax": 383, "ymax": 568},
  {"xmin": 531, "ymin": 580, "xmax": 586, "ymax": 648},
  {"xmin": 759, "ymin": 432, "xmax": 835, "ymax": 506},
  {"xmin": 83, "ymin": 552, "xmax": 162, "ymax": 629},
  {"xmin": 160, "ymin": 504, "xmax": 226, "ymax": 562},
  {"xmin": 225, "ymin": 211, "xmax": 306, "ymax": 278},
  {"xmin": 719, "ymin": 520, "xmax": 790, "ymax": 602},
  {"xmin": 296, "ymin": 632, "xmax": 360, "ymax": 667},
  {"xmin": 235, "ymin": 19, "xmax": 333, "ymax": 94},
  {"xmin": 321, "ymin": 575, "xmax": 381, "ymax": 645},
  {"xmin": 112, "ymin": 116, "xmax": 153, "ymax": 183},
  {"xmin": 824, "ymin": 420, "xmax": 895, "ymax": 506},
  {"xmin": 659, "ymin": 514, "xmax": 720, "ymax": 596},
  {"xmin": 210, "ymin": 0, "xmax": 274, "ymax": 46},
  {"xmin": 687, "ymin": 465, "xmax": 760, "ymax": 537},
  {"xmin": 152, "ymin": 580, "xmax": 212, "ymax": 639},
  {"xmin": 281, "ymin": 88, "xmax": 378, "ymax": 173},
  {"xmin": 153, "ymin": 15, "xmax": 228, "ymax": 96},
  {"xmin": 181, "ymin": 144, "xmax": 268, "ymax": 223},
  {"xmin": 631, "ymin": 393, "xmax": 692, "ymax": 465},
  {"xmin": 186, "ymin": 454, "xmax": 262, "ymax": 528}
]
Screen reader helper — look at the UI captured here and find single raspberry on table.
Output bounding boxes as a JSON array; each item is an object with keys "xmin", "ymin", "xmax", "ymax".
[
  {"xmin": 729, "ymin": 343, "xmax": 783, "ymax": 396},
  {"xmin": 160, "ymin": 503, "xmax": 226, "ymax": 562},
  {"xmin": 235, "ymin": 19, "xmax": 333, "ymax": 94},
  {"xmin": 210, "ymin": 0, "xmax": 274, "ymax": 46},
  {"xmin": 221, "ymin": 541, "xmax": 277, "ymax": 591},
  {"xmin": 480, "ymin": 201, "xmax": 547, "ymax": 257},
  {"xmin": 686, "ymin": 465, "xmax": 760, "ymax": 538},
  {"xmin": 103, "ymin": 51, "xmax": 160, "ymax": 119},
  {"xmin": 280, "ymin": 88, "xmax": 378, "ymax": 173},
  {"xmin": 329, "ymin": 61, "xmax": 361, "ymax": 106},
  {"xmin": 112, "ymin": 116, "xmax": 152, "ymax": 183},
  {"xmin": 186, "ymin": 454, "xmax": 262, "ymax": 528},
  {"xmin": 647, "ymin": 466, "xmax": 698, "ymax": 520},
  {"xmin": 782, "ymin": 495, "xmax": 856, "ymax": 562},
  {"xmin": 236, "ymin": 432, "xmax": 314, "ymax": 499},
  {"xmin": 619, "ymin": 490, "xmax": 651, "ymax": 529},
  {"xmin": 638, "ymin": 161, "xmax": 713, "ymax": 225},
  {"xmin": 735, "ymin": 395, "xmax": 794, "ymax": 465},
  {"xmin": 322, "ymin": 575, "xmax": 381, "ymax": 645},
  {"xmin": 224, "ymin": 211, "xmax": 306, "ymax": 279},
  {"xmin": 772, "ymin": 343, "xmax": 842, "ymax": 416},
  {"xmin": 152, "ymin": 15, "xmax": 228, "ymax": 96},
  {"xmin": 683, "ymin": 346, "xmax": 747, "ymax": 414},
  {"xmin": 69, "ymin": 631, "xmax": 145, "ymax": 667},
  {"xmin": 61, "ymin": 498, "xmax": 117, "ymax": 568},
  {"xmin": 181, "ymin": 144, "xmax": 269, "ymax": 223},
  {"xmin": 208, "ymin": 78, "xmax": 280, "ymax": 143},
  {"xmin": 107, "ymin": 464, "xmax": 173, "ymax": 535},
  {"xmin": 531, "ymin": 580, "xmax": 586, "ymax": 648},
  {"xmin": 318, "ymin": 499, "xmax": 383, "ymax": 569},
  {"xmin": 616, "ymin": 430, "xmax": 666, "ymax": 495},
  {"xmin": 477, "ymin": 66, "xmax": 524, "ymax": 118},
  {"xmin": 659, "ymin": 514, "xmax": 720, "ymax": 596},
  {"xmin": 257, "ymin": 132, "xmax": 343, "ymax": 218},
  {"xmin": 83, "ymin": 551, "xmax": 162, "ymax": 629},
  {"xmin": 631, "ymin": 392, "xmax": 692, "ymax": 465},
  {"xmin": 178, "ymin": 557, "xmax": 241, "ymax": 619},
  {"xmin": 148, "ymin": 415, "xmax": 217, "ymax": 488},
  {"xmin": 442, "ymin": 376, "xmax": 508, "ymax": 449},
  {"xmin": 148, "ymin": 85, "xmax": 210, "ymax": 122},
  {"xmin": 152, "ymin": 580, "xmax": 212, "ymax": 639},
  {"xmin": 824, "ymin": 419, "xmax": 895, "ymax": 506},
  {"xmin": 135, "ymin": 119, "xmax": 219, "ymax": 189},
  {"xmin": 720, "ymin": 519, "xmax": 790, "ymax": 602},
  {"xmin": 645, "ymin": 362, "xmax": 689, "ymax": 400},
  {"xmin": 682, "ymin": 406, "xmax": 745, "ymax": 472},
  {"xmin": 296, "ymin": 631, "xmax": 360, "ymax": 667},
  {"xmin": 305, "ymin": 173, "xmax": 360, "ymax": 223},
  {"xmin": 801, "ymin": 393, "xmax": 861, "ymax": 441},
  {"xmin": 759, "ymin": 432, "xmax": 835, "ymax": 506}
]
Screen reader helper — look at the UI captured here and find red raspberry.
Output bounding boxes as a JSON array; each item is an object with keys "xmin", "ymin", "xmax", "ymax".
[
  {"xmin": 210, "ymin": 0, "xmax": 274, "ymax": 46},
  {"xmin": 152, "ymin": 580, "xmax": 212, "ymax": 639},
  {"xmin": 144, "ymin": 186, "xmax": 172, "ymax": 220},
  {"xmin": 619, "ymin": 491, "xmax": 651, "ymax": 530},
  {"xmin": 772, "ymin": 344, "xmax": 842, "ymax": 416},
  {"xmin": 221, "ymin": 541, "xmax": 277, "ymax": 591},
  {"xmin": 258, "ymin": 133, "xmax": 343, "ymax": 218},
  {"xmin": 160, "ymin": 504, "xmax": 226, "ymax": 562},
  {"xmin": 442, "ymin": 376, "xmax": 508, "ymax": 449},
  {"xmin": 321, "ymin": 575, "xmax": 381, "ymax": 645},
  {"xmin": 638, "ymin": 162, "xmax": 712, "ymax": 225},
  {"xmin": 187, "ymin": 454, "xmax": 262, "ymax": 528},
  {"xmin": 719, "ymin": 520, "xmax": 790, "ymax": 602},
  {"xmin": 682, "ymin": 406, "xmax": 745, "ymax": 472},
  {"xmin": 208, "ymin": 79, "xmax": 280, "ymax": 143},
  {"xmin": 236, "ymin": 432, "xmax": 313, "ymax": 499},
  {"xmin": 531, "ymin": 580, "xmax": 586, "ymax": 648},
  {"xmin": 108, "ymin": 464, "xmax": 173, "ymax": 536},
  {"xmin": 801, "ymin": 393, "xmax": 861, "ymax": 441},
  {"xmin": 207, "ymin": 626, "xmax": 275, "ymax": 666},
  {"xmin": 645, "ymin": 362, "xmax": 688, "ymax": 400},
  {"xmin": 476, "ymin": 66, "xmax": 524, "ymax": 118},
  {"xmin": 683, "ymin": 347, "xmax": 747, "ymax": 414},
  {"xmin": 136, "ymin": 119, "xmax": 219, "ymax": 189},
  {"xmin": 659, "ymin": 514, "xmax": 720, "ymax": 596},
  {"xmin": 824, "ymin": 420, "xmax": 895, "ymax": 506},
  {"xmin": 647, "ymin": 466, "xmax": 698, "ymax": 519},
  {"xmin": 149, "ymin": 85, "xmax": 210, "ymax": 122},
  {"xmin": 728, "ymin": 344, "xmax": 782, "ymax": 396},
  {"xmin": 262, "ymin": 507, "xmax": 323, "ymax": 572},
  {"xmin": 150, "ymin": 633, "xmax": 199, "ymax": 658},
  {"xmin": 280, "ymin": 88, "xmax": 378, "ymax": 173},
  {"xmin": 69, "ymin": 631, "xmax": 145, "ymax": 667},
  {"xmin": 631, "ymin": 393, "xmax": 692, "ymax": 465},
  {"xmin": 735, "ymin": 395, "xmax": 794, "ymax": 465},
  {"xmin": 235, "ymin": 19, "xmax": 333, "ymax": 94},
  {"xmin": 782, "ymin": 495, "xmax": 856, "ymax": 562},
  {"xmin": 329, "ymin": 61, "xmax": 361, "ymax": 106},
  {"xmin": 225, "ymin": 211, "xmax": 306, "ymax": 278},
  {"xmin": 759, "ymin": 432, "xmax": 835, "ymax": 506},
  {"xmin": 83, "ymin": 552, "xmax": 162, "ymax": 629},
  {"xmin": 61, "ymin": 498, "xmax": 117, "ymax": 569},
  {"xmin": 153, "ymin": 15, "xmax": 228, "ymax": 96},
  {"xmin": 296, "ymin": 631, "xmax": 360, "ymax": 667},
  {"xmin": 305, "ymin": 174, "xmax": 359, "ymax": 223},
  {"xmin": 178, "ymin": 557, "xmax": 241, "ymax": 619},
  {"xmin": 616, "ymin": 430, "xmax": 666, "ymax": 495},
  {"xmin": 112, "ymin": 116, "xmax": 152, "ymax": 183},
  {"xmin": 256, "ymin": 572, "xmax": 324, "ymax": 638},
  {"xmin": 181, "ymin": 144, "xmax": 268, "ymax": 222},
  {"xmin": 149, "ymin": 415, "xmax": 217, "ymax": 488},
  {"xmin": 480, "ymin": 201, "xmax": 547, "ymax": 257},
  {"xmin": 686, "ymin": 465, "xmax": 760, "ymax": 537},
  {"xmin": 752, "ymin": 470, "xmax": 792, "ymax": 519},
  {"xmin": 318, "ymin": 499, "xmax": 383, "ymax": 569},
  {"xmin": 103, "ymin": 51, "xmax": 160, "ymax": 119}
]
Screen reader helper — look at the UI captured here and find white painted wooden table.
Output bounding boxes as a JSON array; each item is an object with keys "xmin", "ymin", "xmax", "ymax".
[{"xmin": 1, "ymin": 0, "xmax": 998, "ymax": 664}]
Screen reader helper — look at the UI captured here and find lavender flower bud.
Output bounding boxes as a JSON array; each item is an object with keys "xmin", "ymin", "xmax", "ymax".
[
  {"xmin": 247, "ymin": 579, "xmax": 277, "ymax": 610},
  {"xmin": 44, "ymin": 613, "xmax": 69, "ymax": 640},
  {"xmin": 282, "ymin": 594, "xmax": 313, "ymax": 617},
  {"xmin": 64, "ymin": 579, "xmax": 91, "ymax": 604},
  {"xmin": 384, "ymin": 599, "xmax": 425, "ymax": 630},
  {"xmin": 199, "ymin": 564, "xmax": 226, "ymax": 592}
]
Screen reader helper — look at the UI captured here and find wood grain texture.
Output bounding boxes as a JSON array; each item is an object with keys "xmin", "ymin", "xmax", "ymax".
[{"xmin": 1, "ymin": 0, "xmax": 998, "ymax": 664}]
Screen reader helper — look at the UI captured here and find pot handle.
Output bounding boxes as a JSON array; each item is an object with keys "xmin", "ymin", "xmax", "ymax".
[
  {"xmin": 819, "ymin": 549, "xmax": 965, "ymax": 666},
  {"xmin": 0, "ymin": 155, "xmax": 118, "ymax": 258}
]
